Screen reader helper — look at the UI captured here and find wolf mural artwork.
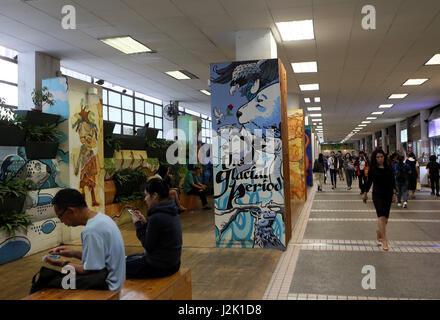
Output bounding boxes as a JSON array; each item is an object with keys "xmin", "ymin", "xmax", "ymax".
[{"xmin": 210, "ymin": 59, "xmax": 287, "ymax": 250}]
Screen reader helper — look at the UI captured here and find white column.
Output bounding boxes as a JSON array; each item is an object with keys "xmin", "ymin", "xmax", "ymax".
[
  {"xmin": 420, "ymin": 109, "xmax": 430, "ymax": 156},
  {"xmin": 396, "ymin": 122, "xmax": 402, "ymax": 153},
  {"xmin": 18, "ymin": 52, "xmax": 60, "ymax": 110},
  {"xmin": 236, "ymin": 29, "xmax": 277, "ymax": 61},
  {"xmin": 287, "ymin": 93, "xmax": 300, "ymax": 111},
  {"xmin": 381, "ymin": 128, "xmax": 387, "ymax": 153}
]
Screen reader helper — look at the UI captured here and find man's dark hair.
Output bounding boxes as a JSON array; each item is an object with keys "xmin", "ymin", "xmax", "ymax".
[
  {"xmin": 144, "ymin": 178, "xmax": 169, "ymax": 200},
  {"xmin": 52, "ymin": 188, "xmax": 88, "ymax": 211}
]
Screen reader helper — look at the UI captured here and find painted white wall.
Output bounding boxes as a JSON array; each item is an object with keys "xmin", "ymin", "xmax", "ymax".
[{"xmin": 236, "ymin": 29, "xmax": 277, "ymax": 61}]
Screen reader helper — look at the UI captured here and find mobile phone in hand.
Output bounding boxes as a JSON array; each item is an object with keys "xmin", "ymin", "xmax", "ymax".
[
  {"xmin": 42, "ymin": 254, "xmax": 60, "ymax": 262},
  {"xmin": 128, "ymin": 209, "xmax": 136, "ymax": 216}
]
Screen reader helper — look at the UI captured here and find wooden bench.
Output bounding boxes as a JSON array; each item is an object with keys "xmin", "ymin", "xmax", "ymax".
[
  {"xmin": 180, "ymin": 189, "xmax": 200, "ymax": 212},
  {"xmin": 22, "ymin": 288, "xmax": 119, "ymax": 300},
  {"xmin": 120, "ymin": 268, "xmax": 192, "ymax": 300}
]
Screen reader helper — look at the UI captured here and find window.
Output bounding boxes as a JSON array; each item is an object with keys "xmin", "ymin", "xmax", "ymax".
[
  {"xmin": 102, "ymin": 88, "xmax": 163, "ymax": 136},
  {"xmin": 201, "ymin": 114, "xmax": 212, "ymax": 144},
  {"xmin": 0, "ymin": 45, "xmax": 19, "ymax": 108}
]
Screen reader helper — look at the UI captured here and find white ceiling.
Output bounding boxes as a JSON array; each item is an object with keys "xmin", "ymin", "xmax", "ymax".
[{"xmin": 0, "ymin": 0, "xmax": 439, "ymax": 142}]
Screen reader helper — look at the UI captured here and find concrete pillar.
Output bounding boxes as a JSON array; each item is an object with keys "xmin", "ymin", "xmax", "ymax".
[
  {"xmin": 420, "ymin": 109, "xmax": 430, "ymax": 156},
  {"xmin": 396, "ymin": 122, "xmax": 402, "ymax": 153},
  {"xmin": 236, "ymin": 29, "xmax": 277, "ymax": 61},
  {"xmin": 18, "ymin": 52, "xmax": 60, "ymax": 110},
  {"xmin": 381, "ymin": 128, "xmax": 387, "ymax": 153},
  {"xmin": 287, "ymin": 93, "xmax": 300, "ymax": 111}
]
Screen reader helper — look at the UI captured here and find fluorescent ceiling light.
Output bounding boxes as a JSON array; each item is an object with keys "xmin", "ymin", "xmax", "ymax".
[
  {"xmin": 304, "ymin": 98, "xmax": 311, "ymax": 103},
  {"xmin": 359, "ymin": 124, "xmax": 367, "ymax": 127},
  {"xmin": 291, "ymin": 61, "xmax": 318, "ymax": 73},
  {"xmin": 312, "ymin": 118, "xmax": 322, "ymax": 122},
  {"xmin": 356, "ymin": 127, "xmax": 363, "ymax": 130},
  {"xmin": 100, "ymin": 36, "xmax": 152, "ymax": 54},
  {"xmin": 309, "ymin": 113, "xmax": 322, "ymax": 117},
  {"xmin": 362, "ymin": 121, "xmax": 371, "ymax": 124},
  {"xmin": 307, "ymin": 107, "xmax": 321, "ymax": 111},
  {"xmin": 403, "ymin": 79, "xmax": 428, "ymax": 86},
  {"xmin": 314, "ymin": 97, "xmax": 320, "ymax": 102},
  {"xmin": 276, "ymin": 20, "xmax": 315, "ymax": 41},
  {"xmin": 371, "ymin": 111, "xmax": 384, "ymax": 115},
  {"xmin": 319, "ymin": 123, "xmax": 322, "ymax": 125},
  {"xmin": 299, "ymin": 83, "xmax": 319, "ymax": 91},
  {"xmin": 378, "ymin": 104, "xmax": 393, "ymax": 109},
  {"xmin": 389, "ymin": 94, "xmax": 408, "ymax": 99},
  {"xmin": 425, "ymin": 54, "xmax": 440, "ymax": 65},
  {"xmin": 200, "ymin": 90, "xmax": 211, "ymax": 96},
  {"xmin": 366, "ymin": 117, "xmax": 377, "ymax": 120},
  {"xmin": 166, "ymin": 71, "xmax": 192, "ymax": 80}
]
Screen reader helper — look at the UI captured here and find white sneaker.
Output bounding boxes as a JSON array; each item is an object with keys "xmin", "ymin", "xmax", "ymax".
[
  {"xmin": 403, "ymin": 202, "xmax": 407, "ymax": 208},
  {"xmin": 397, "ymin": 203, "xmax": 402, "ymax": 207}
]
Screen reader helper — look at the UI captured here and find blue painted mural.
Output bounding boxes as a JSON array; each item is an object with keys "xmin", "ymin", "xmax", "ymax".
[{"xmin": 210, "ymin": 59, "xmax": 286, "ymax": 250}]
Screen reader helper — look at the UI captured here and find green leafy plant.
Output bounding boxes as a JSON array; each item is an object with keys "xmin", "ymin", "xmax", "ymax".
[
  {"xmin": 25, "ymin": 123, "xmax": 60, "ymax": 142},
  {"xmin": 0, "ymin": 107, "xmax": 22, "ymax": 128},
  {"xmin": 31, "ymin": 87, "xmax": 55, "ymax": 111},
  {"xmin": 104, "ymin": 159, "xmax": 116, "ymax": 180},
  {"xmin": 105, "ymin": 135, "xmax": 122, "ymax": 152},
  {"xmin": 0, "ymin": 210, "xmax": 32, "ymax": 238},
  {"xmin": 0, "ymin": 173, "xmax": 36, "ymax": 202},
  {"xmin": 113, "ymin": 168, "xmax": 148, "ymax": 203}
]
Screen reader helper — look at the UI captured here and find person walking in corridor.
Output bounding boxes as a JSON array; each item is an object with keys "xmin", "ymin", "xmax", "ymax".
[
  {"xmin": 323, "ymin": 155, "xmax": 329, "ymax": 184},
  {"xmin": 357, "ymin": 151, "xmax": 368, "ymax": 195},
  {"xmin": 328, "ymin": 151, "xmax": 338, "ymax": 189},
  {"xmin": 427, "ymin": 155, "xmax": 440, "ymax": 196},
  {"xmin": 362, "ymin": 149, "xmax": 397, "ymax": 251},
  {"xmin": 343, "ymin": 152, "xmax": 355, "ymax": 190},
  {"xmin": 313, "ymin": 153, "xmax": 326, "ymax": 192},
  {"xmin": 405, "ymin": 152, "xmax": 420, "ymax": 200},
  {"xmin": 393, "ymin": 156, "xmax": 411, "ymax": 208}
]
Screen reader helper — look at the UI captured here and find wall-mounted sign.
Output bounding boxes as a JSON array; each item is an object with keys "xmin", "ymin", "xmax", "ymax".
[
  {"xmin": 428, "ymin": 118, "xmax": 440, "ymax": 138},
  {"xmin": 401, "ymin": 129, "xmax": 408, "ymax": 143}
]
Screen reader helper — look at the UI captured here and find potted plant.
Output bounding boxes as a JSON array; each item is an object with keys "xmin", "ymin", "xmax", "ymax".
[
  {"xmin": 104, "ymin": 135, "xmax": 122, "ymax": 158},
  {"xmin": 0, "ymin": 173, "xmax": 36, "ymax": 214},
  {"xmin": 0, "ymin": 99, "xmax": 25, "ymax": 146},
  {"xmin": 113, "ymin": 168, "xmax": 148, "ymax": 203},
  {"xmin": 14, "ymin": 87, "xmax": 60, "ymax": 126},
  {"xmin": 24, "ymin": 123, "xmax": 60, "ymax": 159},
  {"xmin": 0, "ymin": 210, "xmax": 32, "ymax": 238}
]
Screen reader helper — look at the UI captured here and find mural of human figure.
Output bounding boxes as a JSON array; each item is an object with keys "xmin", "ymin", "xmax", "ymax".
[{"xmin": 72, "ymin": 99, "xmax": 100, "ymax": 207}]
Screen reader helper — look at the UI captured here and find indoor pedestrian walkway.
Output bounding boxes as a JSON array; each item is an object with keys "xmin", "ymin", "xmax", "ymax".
[{"xmin": 265, "ymin": 182, "xmax": 440, "ymax": 300}]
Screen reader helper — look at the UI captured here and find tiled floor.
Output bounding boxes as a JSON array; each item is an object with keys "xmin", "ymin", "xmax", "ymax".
[{"xmin": 264, "ymin": 181, "xmax": 440, "ymax": 300}]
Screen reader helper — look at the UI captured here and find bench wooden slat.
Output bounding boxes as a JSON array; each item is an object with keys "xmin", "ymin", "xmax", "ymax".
[
  {"xmin": 120, "ymin": 268, "xmax": 191, "ymax": 300},
  {"xmin": 22, "ymin": 288, "xmax": 119, "ymax": 300}
]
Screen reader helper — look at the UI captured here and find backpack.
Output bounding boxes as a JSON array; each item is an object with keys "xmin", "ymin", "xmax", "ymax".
[{"xmin": 396, "ymin": 163, "xmax": 408, "ymax": 184}]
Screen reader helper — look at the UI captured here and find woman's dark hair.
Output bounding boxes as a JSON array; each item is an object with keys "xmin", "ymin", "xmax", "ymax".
[
  {"xmin": 157, "ymin": 165, "xmax": 169, "ymax": 179},
  {"xmin": 345, "ymin": 153, "xmax": 351, "ymax": 159},
  {"xmin": 391, "ymin": 152, "xmax": 398, "ymax": 160},
  {"xmin": 52, "ymin": 188, "xmax": 87, "ymax": 211},
  {"xmin": 430, "ymin": 155, "xmax": 437, "ymax": 162},
  {"xmin": 408, "ymin": 152, "xmax": 416, "ymax": 158},
  {"xmin": 144, "ymin": 178, "xmax": 169, "ymax": 200},
  {"xmin": 318, "ymin": 153, "xmax": 324, "ymax": 163},
  {"xmin": 370, "ymin": 149, "xmax": 389, "ymax": 169},
  {"xmin": 398, "ymin": 155, "xmax": 405, "ymax": 163}
]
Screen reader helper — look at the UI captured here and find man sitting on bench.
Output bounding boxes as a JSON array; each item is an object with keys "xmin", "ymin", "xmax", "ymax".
[
  {"xmin": 182, "ymin": 165, "xmax": 211, "ymax": 210},
  {"xmin": 40, "ymin": 189, "xmax": 126, "ymax": 292}
]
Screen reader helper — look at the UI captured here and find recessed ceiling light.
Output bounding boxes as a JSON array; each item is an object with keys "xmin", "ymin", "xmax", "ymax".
[
  {"xmin": 378, "ymin": 104, "xmax": 394, "ymax": 109},
  {"xmin": 319, "ymin": 123, "xmax": 322, "ymax": 125},
  {"xmin": 371, "ymin": 111, "xmax": 384, "ymax": 115},
  {"xmin": 403, "ymin": 79, "xmax": 428, "ymax": 86},
  {"xmin": 356, "ymin": 127, "xmax": 363, "ymax": 130},
  {"xmin": 366, "ymin": 117, "xmax": 377, "ymax": 120},
  {"xmin": 166, "ymin": 70, "xmax": 198, "ymax": 80},
  {"xmin": 304, "ymin": 98, "xmax": 311, "ymax": 103},
  {"xmin": 362, "ymin": 121, "xmax": 371, "ymax": 124},
  {"xmin": 292, "ymin": 61, "xmax": 318, "ymax": 73},
  {"xmin": 307, "ymin": 107, "xmax": 321, "ymax": 111},
  {"xmin": 276, "ymin": 20, "xmax": 315, "ymax": 41},
  {"xmin": 200, "ymin": 90, "xmax": 211, "ymax": 96},
  {"xmin": 309, "ymin": 113, "xmax": 322, "ymax": 117},
  {"xmin": 314, "ymin": 97, "xmax": 320, "ymax": 102},
  {"xmin": 389, "ymin": 94, "xmax": 408, "ymax": 99},
  {"xmin": 312, "ymin": 118, "xmax": 322, "ymax": 122},
  {"xmin": 299, "ymin": 84, "xmax": 319, "ymax": 91},
  {"xmin": 100, "ymin": 36, "xmax": 153, "ymax": 54},
  {"xmin": 425, "ymin": 54, "xmax": 440, "ymax": 65},
  {"xmin": 359, "ymin": 124, "xmax": 367, "ymax": 127}
]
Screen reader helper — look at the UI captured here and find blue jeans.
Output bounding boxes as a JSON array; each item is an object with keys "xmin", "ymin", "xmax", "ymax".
[{"xmin": 397, "ymin": 182, "xmax": 408, "ymax": 203}]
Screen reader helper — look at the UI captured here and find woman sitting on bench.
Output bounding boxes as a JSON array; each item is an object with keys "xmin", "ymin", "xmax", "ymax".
[
  {"xmin": 126, "ymin": 178, "xmax": 182, "ymax": 279},
  {"xmin": 149, "ymin": 165, "xmax": 186, "ymax": 213}
]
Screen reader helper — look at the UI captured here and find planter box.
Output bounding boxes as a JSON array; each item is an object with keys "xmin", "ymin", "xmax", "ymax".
[
  {"xmin": 104, "ymin": 144, "xmax": 115, "ymax": 158},
  {"xmin": 14, "ymin": 110, "xmax": 60, "ymax": 126},
  {"xmin": 25, "ymin": 141, "xmax": 59, "ymax": 160},
  {"xmin": 0, "ymin": 126, "xmax": 25, "ymax": 146},
  {"xmin": 105, "ymin": 199, "xmax": 145, "ymax": 226},
  {"xmin": 115, "ymin": 134, "xmax": 146, "ymax": 150}
]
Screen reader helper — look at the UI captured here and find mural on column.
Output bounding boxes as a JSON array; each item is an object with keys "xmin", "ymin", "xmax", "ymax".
[
  {"xmin": 210, "ymin": 59, "xmax": 287, "ymax": 250},
  {"xmin": 288, "ymin": 110, "xmax": 306, "ymax": 201},
  {"xmin": 305, "ymin": 126, "xmax": 313, "ymax": 187}
]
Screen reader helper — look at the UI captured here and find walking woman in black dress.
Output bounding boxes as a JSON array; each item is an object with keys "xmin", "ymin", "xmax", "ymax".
[{"xmin": 362, "ymin": 149, "xmax": 397, "ymax": 251}]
